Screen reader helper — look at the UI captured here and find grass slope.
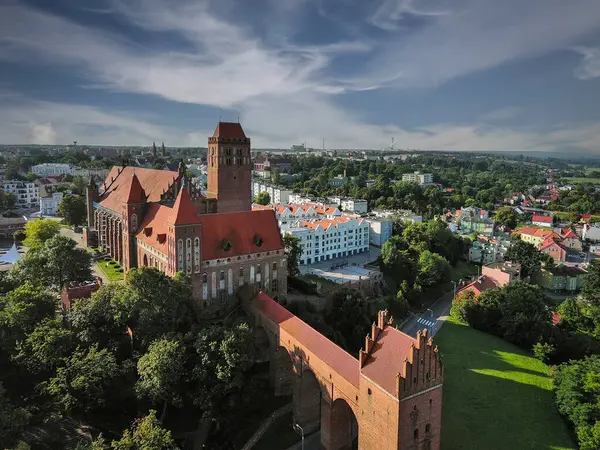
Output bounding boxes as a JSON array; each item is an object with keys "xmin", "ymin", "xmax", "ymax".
[{"xmin": 436, "ymin": 317, "xmax": 575, "ymax": 450}]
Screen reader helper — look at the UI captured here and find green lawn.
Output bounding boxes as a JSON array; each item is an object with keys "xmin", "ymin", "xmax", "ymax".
[
  {"xmin": 436, "ymin": 317, "xmax": 575, "ymax": 450},
  {"xmin": 96, "ymin": 259, "xmax": 125, "ymax": 282},
  {"xmin": 561, "ymin": 177, "xmax": 600, "ymax": 184}
]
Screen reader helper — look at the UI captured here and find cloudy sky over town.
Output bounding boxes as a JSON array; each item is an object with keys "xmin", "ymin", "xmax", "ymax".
[{"xmin": 1, "ymin": 0, "xmax": 600, "ymax": 152}]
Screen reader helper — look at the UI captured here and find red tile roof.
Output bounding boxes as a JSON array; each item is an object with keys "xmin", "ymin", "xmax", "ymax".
[
  {"xmin": 124, "ymin": 173, "xmax": 145, "ymax": 203},
  {"xmin": 253, "ymin": 291, "xmax": 359, "ymax": 387},
  {"xmin": 552, "ymin": 312, "xmax": 562, "ymax": 326},
  {"xmin": 560, "ymin": 228, "xmax": 578, "ymax": 239},
  {"xmin": 135, "ymin": 204, "xmax": 173, "ymax": 255},
  {"xmin": 212, "ymin": 122, "xmax": 246, "ymax": 138},
  {"xmin": 459, "ymin": 276, "xmax": 499, "ymax": 295},
  {"xmin": 532, "ymin": 214, "xmax": 553, "ymax": 223},
  {"xmin": 197, "ymin": 210, "xmax": 283, "ymax": 260},
  {"xmin": 170, "ymin": 188, "xmax": 201, "ymax": 225},
  {"xmin": 99, "ymin": 166, "xmax": 178, "ymax": 212},
  {"xmin": 514, "ymin": 227, "xmax": 561, "ymax": 241},
  {"xmin": 361, "ymin": 327, "xmax": 418, "ymax": 394}
]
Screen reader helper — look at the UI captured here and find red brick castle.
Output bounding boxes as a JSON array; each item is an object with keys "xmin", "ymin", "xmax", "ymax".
[{"xmin": 85, "ymin": 122, "xmax": 287, "ymax": 315}]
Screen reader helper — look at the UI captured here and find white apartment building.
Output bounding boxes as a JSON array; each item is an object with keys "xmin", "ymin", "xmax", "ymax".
[
  {"xmin": 253, "ymin": 203, "xmax": 341, "ymax": 229},
  {"xmin": 366, "ymin": 217, "xmax": 393, "ymax": 247},
  {"xmin": 328, "ymin": 197, "xmax": 368, "ymax": 213},
  {"xmin": 74, "ymin": 168, "xmax": 110, "ymax": 180},
  {"xmin": 252, "ymin": 181, "xmax": 292, "ymax": 204},
  {"xmin": 40, "ymin": 191, "xmax": 64, "ymax": 216},
  {"xmin": 284, "ymin": 216, "xmax": 370, "ymax": 265},
  {"xmin": 31, "ymin": 163, "xmax": 75, "ymax": 177},
  {"xmin": 3, "ymin": 181, "xmax": 39, "ymax": 208},
  {"xmin": 402, "ymin": 171, "xmax": 434, "ymax": 185}
]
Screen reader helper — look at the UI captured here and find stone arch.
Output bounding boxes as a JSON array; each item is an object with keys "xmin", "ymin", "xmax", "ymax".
[
  {"xmin": 272, "ymin": 345, "xmax": 294, "ymax": 397},
  {"xmin": 293, "ymin": 368, "xmax": 322, "ymax": 434},
  {"xmin": 323, "ymin": 398, "xmax": 359, "ymax": 450},
  {"xmin": 142, "ymin": 254, "xmax": 148, "ymax": 266}
]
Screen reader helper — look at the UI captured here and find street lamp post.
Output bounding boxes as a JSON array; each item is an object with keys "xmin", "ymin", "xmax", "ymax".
[
  {"xmin": 293, "ymin": 423, "xmax": 305, "ymax": 450},
  {"xmin": 451, "ymin": 280, "xmax": 457, "ymax": 302}
]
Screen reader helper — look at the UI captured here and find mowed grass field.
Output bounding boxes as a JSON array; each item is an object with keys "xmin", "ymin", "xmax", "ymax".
[
  {"xmin": 435, "ymin": 317, "xmax": 575, "ymax": 450},
  {"xmin": 561, "ymin": 177, "xmax": 600, "ymax": 184}
]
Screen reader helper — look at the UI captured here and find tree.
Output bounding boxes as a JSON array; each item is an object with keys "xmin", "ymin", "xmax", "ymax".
[
  {"xmin": 505, "ymin": 239, "xmax": 544, "ymax": 277},
  {"xmin": 417, "ymin": 250, "xmax": 450, "ymax": 287},
  {"xmin": 14, "ymin": 318, "xmax": 76, "ymax": 373},
  {"xmin": 495, "ymin": 207, "xmax": 518, "ymax": 229},
  {"xmin": 70, "ymin": 176, "xmax": 87, "ymax": 196},
  {"xmin": 582, "ymin": 260, "xmax": 600, "ymax": 304},
  {"xmin": 11, "ymin": 235, "xmax": 92, "ymax": 289},
  {"xmin": 568, "ymin": 211, "xmax": 581, "ymax": 224},
  {"xmin": 22, "ymin": 219, "xmax": 60, "ymax": 248},
  {"xmin": 136, "ymin": 338, "xmax": 186, "ymax": 421},
  {"xmin": 13, "ymin": 230, "xmax": 26, "ymax": 243},
  {"xmin": 323, "ymin": 288, "xmax": 373, "ymax": 352},
  {"xmin": 253, "ymin": 191, "xmax": 270, "ymax": 205},
  {"xmin": 283, "ymin": 234, "xmax": 301, "ymax": 276},
  {"xmin": 450, "ymin": 289, "xmax": 477, "ymax": 323},
  {"xmin": 58, "ymin": 194, "xmax": 86, "ymax": 226},
  {"xmin": 270, "ymin": 168, "xmax": 282, "ymax": 185},
  {"xmin": 0, "ymin": 382, "xmax": 30, "ymax": 448},
  {"xmin": 112, "ymin": 410, "xmax": 179, "ymax": 450},
  {"xmin": 0, "ymin": 283, "xmax": 56, "ymax": 352},
  {"xmin": 554, "ymin": 355, "xmax": 600, "ymax": 450},
  {"xmin": 44, "ymin": 345, "xmax": 119, "ymax": 413}
]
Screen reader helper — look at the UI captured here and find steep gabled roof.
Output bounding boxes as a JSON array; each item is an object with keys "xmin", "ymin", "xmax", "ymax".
[
  {"xmin": 169, "ymin": 188, "xmax": 201, "ymax": 225},
  {"xmin": 197, "ymin": 210, "xmax": 283, "ymax": 260},
  {"xmin": 212, "ymin": 121, "xmax": 246, "ymax": 138},
  {"xmin": 135, "ymin": 204, "xmax": 172, "ymax": 255},
  {"xmin": 124, "ymin": 172, "xmax": 145, "ymax": 203},
  {"xmin": 99, "ymin": 166, "xmax": 178, "ymax": 212},
  {"xmin": 532, "ymin": 214, "xmax": 553, "ymax": 223}
]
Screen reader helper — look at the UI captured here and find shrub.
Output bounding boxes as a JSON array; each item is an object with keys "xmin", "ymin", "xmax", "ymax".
[
  {"xmin": 288, "ymin": 276, "xmax": 318, "ymax": 295},
  {"xmin": 450, "ymin": 290, "xmax": 477, "ymax": 323},
  {"xmin": 532, "ymin": 342, "xmax": 554, "ymax": 364},
  {"xmin": 109, "ymin": 261, "xmax": 117, "ymax": 266}
]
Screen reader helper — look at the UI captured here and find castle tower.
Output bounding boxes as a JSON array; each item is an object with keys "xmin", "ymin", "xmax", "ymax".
[
  {"xmin": 152, "ymin": 141, "xmax": 157, "ymax": 160},
  {"xmin": 162, "ymin": 142, "xmax": 166, "ymax": 157},
  {"xmin": 122, "ymin": 172, "xmax": 146, "ymax": 272},
  {"xmin": 85, "ymin": 176, "xmax": 99, "ymax": 228},
  {"xmin": 207, "ymin": 121, "xmax": 252, "ymax": 213}
]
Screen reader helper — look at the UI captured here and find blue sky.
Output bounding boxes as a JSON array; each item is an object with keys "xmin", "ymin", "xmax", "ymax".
[{"xmin": 1, "ymin": 0, "xmax": 600, "ymax": 152}]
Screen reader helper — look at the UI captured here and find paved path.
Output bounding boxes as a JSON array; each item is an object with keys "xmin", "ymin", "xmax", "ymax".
[
  {"xmin": 401, "ymin": 290, "xmax": 455, "ymax": 338},
  {"xmin": 60, "ymin": 227, "xmax": 109, "ymax": 284},
  {"xmin": 285, "ymin": 431, "xmax": 320, "ymax": 450}
]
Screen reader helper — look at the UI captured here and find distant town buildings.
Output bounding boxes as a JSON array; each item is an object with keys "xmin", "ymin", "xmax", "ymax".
[
  {"xmin": 40, "ymin": 191, "xmax": 63, "ymax": 216},
  {"xmin": 328, "ymin": 197, "xmax": 368, "ymax": 214},
  {"xmin": 3, "ymin": 181, "xmax": 39, "ymax": 208},
  {"xmin": 532, "ymin": 214, "xmax": 554, "ymax": 227},
  {"xmin": 253, "ymin": 154, "xmax": 292, "ymax": 178},
  {"xmin": 468, "ymin": 235, "xmax": 511, "ymax": 264},
  {"xmin": 402, "ymin": 171, "xmax": 433, "ymax": 185},
  {"xmin": 460, "ymin": 262, "xmax": 521, "ymax": 295},
  {"xmin": 252, "ymin": 181, "xmax": 292, "ymax": 204},
  {"xmin": 328, "ymin": 174, "xmax": 348, "ymax": 187},
  {"xmin": 533, "ymin": 266, "xmax": 587, "ymax": 292},
  {"xmin": 31, "ymin": 163, "xmax": 75, "ymax": 177}
]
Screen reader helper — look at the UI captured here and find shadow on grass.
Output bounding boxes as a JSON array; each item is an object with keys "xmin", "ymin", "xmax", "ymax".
[{"xmin": 436, "ymin": 319, "xmax": 575, "ymax": 450}]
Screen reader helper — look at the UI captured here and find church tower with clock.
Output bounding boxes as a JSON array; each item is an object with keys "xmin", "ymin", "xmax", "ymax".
[{"xmin": 206, "ymin": 122, "xmax": 253, "ymax": 213}]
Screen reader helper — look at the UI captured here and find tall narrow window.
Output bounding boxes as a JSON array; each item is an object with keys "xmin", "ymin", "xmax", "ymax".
[
  {"xmin": 211, "ymin": 272, "xmax": 217, "ymax": 298},
  {"xmin": 256, "ymin": 264, "xmax": 262, "ymax": 283},
  {"xmin": 194, "ymin": 237, "xmax": 200, "ymax": 273},
  {"xmin": 250, "ymin": 265, "xmax": 255, "ymax": 282},
  {"xmin": 186, "ymin": 238, "xmax": 192, "ymax": 274},
  {"xmin": 202, "ymin": 273, "xmax": 208, "ymax": 301},
  {"xmin": 239, "ymin": 267, "xmax": 244, "ymax": 286},
  {"xmin": 219, "ymin": 271, "xmax": 225, "ymax": 290},
  {"xmin": 177, "ymin": 239, "xmax": 184, "ymax": 272},
  {"xmin": 131, "ymin": 214, "xmax": 138, "ymax": 232},
  {"xmin": 228, "ymin": 269, "xmax": 233, "ymax": 295}
]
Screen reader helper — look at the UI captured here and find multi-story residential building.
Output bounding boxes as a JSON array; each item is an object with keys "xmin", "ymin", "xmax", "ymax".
[
  {"xmin": 533, "ymin": 266, "xmax": 587, "ymax": 292},
  {"xmin": 365, "ymin": 217, "xmax": 393, "ymax": 247},
  {"xmin": 468, "ymin": 236, "xmax": 511, "ymax": 264},
  {"xmin": 459, "ymin": 262, "xmax": 521, "ymax": 296},
  {"xmin": 460, "ymin": 217, "xmax": 495, "ymax": 235},
  {"xmin": 31, "ymin": 163, "xmax": 75, "ymax": 176},
  {"xmin": 252, "ymin": 181, "xmax": 292, "ymax": 204},
  {"xmin": 74, "ymin": 167, "xmax": 110, "ymax": 180},
  {"xmin": 402, "ymin": 171, "xmax": 434, "ymax": 185},
  {"xmin": 3, "ymin": 181, "xmax": 39, "ymax": 208},
  {"xmin": 514, "ymin": 227, "xmax": 562, "ymax": 247},
  {"xmin": 328, "ymin": 174, "xmax": 348, "ymax": 187},
  {"xmin": 253, "ymin": 154, "xmax": 292, "ymax": 174},
  {"xmin": 328, "ymin": 197, "xmax": 368, "ymax": 213},
  {"xmin": 0, "ymin": 216, "xmax": 27, "ymax": 238},
  {"xmin": 40, "ymin": 191, "xmax": 64, "ymax": 216},
  {"xmin": 539, "ymin": 237, "xmax": 568, "ymax": 262},
  {"xmin": 283, "ymin": 216, "xmax": 370, "ymax": 265},
  {"xmin": 558, "ymin": 228, "xmax": 583, "ymax": 251},
  {"xmin": 85, "ymin": 122, "xmax": 287, "ymax": 316},
  {"xmin": 253, "ymin": 202, "xmax": 341, "ymax": 229},
  {"xmin": 583, "ymin": 223, "xmax": 600, "ymax": 242}
]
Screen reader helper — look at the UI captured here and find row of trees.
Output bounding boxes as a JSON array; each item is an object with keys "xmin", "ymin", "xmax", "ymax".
[
  {"xmin": 1, "ymin": 220, "xmax": 261, "ymax": 449},
  {"xmin": 380, "ymin": 220, "xmax": 471, "ymax": 315}
]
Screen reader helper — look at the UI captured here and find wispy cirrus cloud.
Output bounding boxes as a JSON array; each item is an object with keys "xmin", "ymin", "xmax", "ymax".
[
  {"xmin": 573, "ymin": 46, "xmax": 600, "ymax": 80},
  {"xmin": 0, "ymin": 0, "xmax": 599, "ymax": 153}
]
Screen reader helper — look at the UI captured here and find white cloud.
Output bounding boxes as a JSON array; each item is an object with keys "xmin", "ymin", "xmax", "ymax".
[
  {"xmin": 573, "ymin": 46, "xmax": 600, "ymax": 80},
  {"xmin": 480, "ymin": 107, "xmax": 521, "ymax": 123},
  {"xmin": 0, "ymin": 0, "xmax": 599, "ymax": 153},
  {"xmin": 28, "ymin": 123, "xmax": 57, "ymax": 145}
]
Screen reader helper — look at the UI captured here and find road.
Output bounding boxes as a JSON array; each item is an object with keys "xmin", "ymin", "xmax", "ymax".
[
  {"xmin": 401, "ymin": 289, "xmax": 455, "ymax": 338},
  {"xmin": 59, "ymin": 227, "xmax": 109, "ymax": 284}
]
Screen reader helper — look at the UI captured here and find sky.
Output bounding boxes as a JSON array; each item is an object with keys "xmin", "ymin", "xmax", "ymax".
[{"xmin": 1, "ymin": 0, "xmax": 600, "ymax": 153}]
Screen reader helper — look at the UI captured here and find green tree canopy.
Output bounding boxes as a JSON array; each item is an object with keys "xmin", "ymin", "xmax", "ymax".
[
  {"xmin": 283, "ymin": 234, "xmax": 301, "ymax": 276},
  {"xmin": 22, "ymin": 219, "xmax": 60, "ymax": 248},
  {"xmin": 58, "ymin": 194, "xmax": 87, "ymax": 226},
  {"xmin": 494, "ymin": 207, "xmax": 518, "ymax": 229},
  {"xmin": 112, "ymin": 410, "xmax": 179, "ymax": 450},
  {"xmin": 505, "ymin": 239, "xmax": 545, "ymax": 277},
  {"xmin": 417, "ymin": 250, "xmax": 450, "ymax": 287},
  {"xmin": 254, "ymin": 191, "xmax": 270, "ymax": 205}
]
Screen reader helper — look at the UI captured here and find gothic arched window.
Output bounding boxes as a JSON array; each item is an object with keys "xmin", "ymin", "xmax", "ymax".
[
  {"xmin": 131, "ymin": 214, "xmax": 138, "ymax": 232},
  {"xmin": 194, "ymin": 237, "xmax": 200, "ymax": 273}
]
